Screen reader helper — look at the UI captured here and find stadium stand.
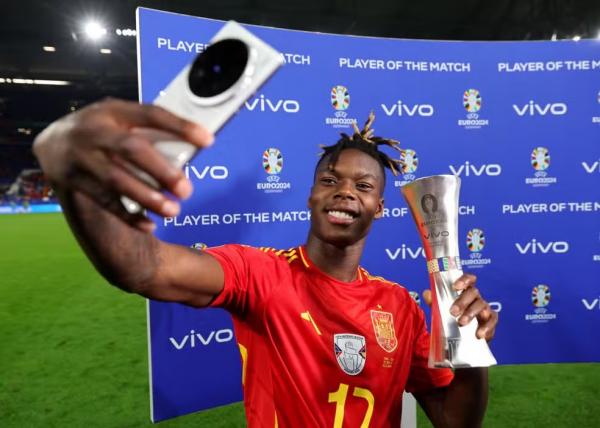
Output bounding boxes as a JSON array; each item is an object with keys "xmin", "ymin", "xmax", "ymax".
[{"xmin": 0, "ymin": 143, "xmax": 59, "ymax": 213}]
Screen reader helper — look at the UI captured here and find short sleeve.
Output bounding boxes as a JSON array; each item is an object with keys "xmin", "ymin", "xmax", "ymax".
[
  {"xmin": 405, "ymin": 307, "xmax": 454, "ymax": 394},
  {"xmin": 206, "ymin": 244, "xmax": 282, "ymax": 322}
]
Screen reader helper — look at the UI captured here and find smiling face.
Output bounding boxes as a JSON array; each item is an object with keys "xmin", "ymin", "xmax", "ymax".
[{"xmin": 308, "ymin": 148, "xmax": 385, "ymax": 248}]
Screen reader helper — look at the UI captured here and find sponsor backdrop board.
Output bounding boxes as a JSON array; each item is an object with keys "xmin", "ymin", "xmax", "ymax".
[{"xmin": 138, "ymin": 7, "xmax": 600, "ymax": 422}]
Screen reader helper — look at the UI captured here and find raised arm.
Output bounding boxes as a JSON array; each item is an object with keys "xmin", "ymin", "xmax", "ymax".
[
  {"xmin": 33, "ymin": 98, "xmax": 224, "ymax": 307},
  {"xmin": 415, "ymin": 368, "xmax": 488, "ymax": 428},
  {"xmin": 414, "ymin": 274, "xmax": 498, "ymax": 428}
]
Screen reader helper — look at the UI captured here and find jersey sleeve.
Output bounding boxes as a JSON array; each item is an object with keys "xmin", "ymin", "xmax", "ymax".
[
  {"xmin": 405, "ymin": 306, "xmax": 454, "ymax": 393},
  {"xmin": 206, "ymin": 244, "xmax": 282, "ymax": 323}
]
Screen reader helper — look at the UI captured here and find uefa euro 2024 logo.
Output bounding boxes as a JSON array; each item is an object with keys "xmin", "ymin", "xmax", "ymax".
[
  {"xmin": 467, "ymin": 228, "xmax": 485, "ymax": 253},
  {"xmin": 526, "ymin": 284, "xmax": 557, "ymax": 323},
  {"xmin": 409, "ymin": 291, "xmax": 421, "ymax": 305},
  {"xmin": 532, "ymin": 284, "xmax": 551, "ymax": 308},
  {"xmin": 526, "ymin": 146, "xmax": 557, "ymax": 187},
  {"xmin": 462, "ymin": 228, "xmax": 492, "ymax": 268},
  {"xmin": 466, "ymin": 228, "xmax": 485, "ymax": 262},
  {"xmin": 258, "ymin": 148, "xmax": 291, "ymax": 193},
  {"xmin": 331, "ymin": 85, "xmax": 350, "ymax": 111},
  {"xmin": 463, "ymin": 89, "xmax": 481, "ymax": 114},
  {"xmin": 531, "ymin": 147, "xmax": 550, "ymax": 173},
  {"xmin": 400, "ymin": 149, "xmax": 418, "ymax": 174},
  {"xmin": 263, "ymin": 148, "xmax": 283, "ymax": 180},
  {"xmin": 395, "ymin": 149, "xmax": 419, "ymax": 187},
  {"xmin": 458, "ymin": 89, "xmax": 489, "ymax": 129},
  {"xmin": 593, "ymin": 90, "xmax": 600, "ymax": 123},
  {"xmin": 325, "ymin": 85, "xmax": 357, "ymax": 129}
]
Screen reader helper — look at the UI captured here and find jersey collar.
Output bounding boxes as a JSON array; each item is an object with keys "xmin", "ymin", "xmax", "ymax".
[{"xmin": 298, "ymin": 245, "xmax": 366, "ymax": 285}]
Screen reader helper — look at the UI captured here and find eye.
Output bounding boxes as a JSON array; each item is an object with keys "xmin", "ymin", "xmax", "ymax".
[
  {"xmin": 320, "ymin": 176, "xmax": 337, "ymax": 185},
  {"xmin": 356, "ymin": 182, "xmax": 374, "ymax": 191}
]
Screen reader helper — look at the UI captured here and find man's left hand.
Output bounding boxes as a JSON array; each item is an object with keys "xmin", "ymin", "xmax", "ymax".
[{"xmin": 449, "ymin": 273, "xmax": 498, "ymax": 341}]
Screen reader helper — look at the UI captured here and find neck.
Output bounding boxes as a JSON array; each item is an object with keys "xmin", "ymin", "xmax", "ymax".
[{"xmin": 304, "ymin": 233, "xmax": 366, "ymax": 282}]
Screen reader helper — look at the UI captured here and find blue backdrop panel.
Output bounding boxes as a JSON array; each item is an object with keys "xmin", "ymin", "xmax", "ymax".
[{"xmin": 138, "ymin": 8, "xmax": 600, "ymax": 422}]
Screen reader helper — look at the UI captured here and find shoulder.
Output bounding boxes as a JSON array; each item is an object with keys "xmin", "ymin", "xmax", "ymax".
[
  {"xmin": 359, "ymin": 267, "xmax": 406, "ymax": 291},
  {"xmin": 205, "ymin": 244, "xmax": 301, "ymax": 266},
  {"xmin": 359, "ymin": 267, "xmax": 421, "ymax": 309},
  {"xmin": 256, "ymin": 246, "xmax": 303, "ymax": 264}
]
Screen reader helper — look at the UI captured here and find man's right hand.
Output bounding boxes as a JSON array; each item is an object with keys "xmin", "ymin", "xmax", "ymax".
[{"xmin": 33, "ymin": 98, "xmax": 214, "ymax": 232}]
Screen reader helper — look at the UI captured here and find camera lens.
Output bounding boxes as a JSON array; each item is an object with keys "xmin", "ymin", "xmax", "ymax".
[{"xmin": 187, "ymin": 39, "xmax": 249, "ymax": 98}]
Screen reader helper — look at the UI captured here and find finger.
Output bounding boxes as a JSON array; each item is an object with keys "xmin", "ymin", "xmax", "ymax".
[
  {"xmin": 76, "ymin": 151, "xmax": 181, "ymax": 217},
  {"xmin": 72, "ymin": 171, "xmax": 156, "ymax": 233},
  {"xmin": 457, "ymin": 299, "xmax": 488, "ymax": 326},
  {"xmin": 453, "ymin": 273, "xmax": 477, "ymax": 291},
  {"xmin": 477, "ymin": 306, "xmax": 494, "ymax": 323},
  {"xmin": 450, "ymin": 286, "xmax": 480, "ymax": 316},
  {"xmin": 107, "ymin": 100, "xmax": 214, "ymax": 148},
  {"xmin": 476, "ymin": 309, "xmax": 498, "ymax": 340},
  {"xmin": 109, "ymin": 134, "xmax": 192, "ymax": 199},
  {"xmin": 422, "ymin": 289, "xmax": 432, "ymax": 307}
]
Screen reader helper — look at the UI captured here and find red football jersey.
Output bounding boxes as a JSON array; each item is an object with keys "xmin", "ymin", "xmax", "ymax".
[{"xmin": 207, "ymin": 244, "xmax": 453, "ymax": 427}]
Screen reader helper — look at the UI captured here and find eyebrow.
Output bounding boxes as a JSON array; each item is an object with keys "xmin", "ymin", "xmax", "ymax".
[{"xmin": 319, "ymin": 168, "xmax": 378, "ymax": 181}]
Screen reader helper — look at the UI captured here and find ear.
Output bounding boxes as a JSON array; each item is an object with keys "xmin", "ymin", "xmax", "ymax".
[
  {"xmin": 307, "ymin": 186, "xmax": 315, "ymax": 209},
  {"xmin": 374, "ymin": 197, "xmax": 384, "ymax": 219}
]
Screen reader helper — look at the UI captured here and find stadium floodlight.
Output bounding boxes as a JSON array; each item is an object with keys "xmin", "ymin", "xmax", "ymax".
[
  {"xmin": 43, "ymin": 46, "xmax": 56, "ymax": 52},
  {"xmin": 100, "ymin": 48, "xmax": 112, "ymax": 54},
  {"xmin": 84, "ymin": 21, "xmax": 107, "ymax": 40},
  {"xmin": 33, "ymin": 79, "xmax": 71, "ymax": 85},
  {"xmin": 13, "ymin": 78, "xmax": 35, "ymax": 84},
  {"xmin": 572, "ymin": 35, "xmax": 581, "ymax": 41},
  {"xmin": 116, "ymin": 28, "xmax": 137, "ymax": 37},
  {"xmin": 0, "ymin": 78, "xmax": 71, "ymax": 86}
]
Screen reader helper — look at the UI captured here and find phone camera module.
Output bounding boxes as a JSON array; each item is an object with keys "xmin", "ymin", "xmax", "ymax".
[{"xmin": 187, "ymin": 39, "xmax": 249, "ymax": 98}]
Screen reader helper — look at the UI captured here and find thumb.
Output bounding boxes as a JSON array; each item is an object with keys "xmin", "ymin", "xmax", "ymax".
[{"xmin": 422, "ymin": 289, "xmax": 432, "ymax": 307}]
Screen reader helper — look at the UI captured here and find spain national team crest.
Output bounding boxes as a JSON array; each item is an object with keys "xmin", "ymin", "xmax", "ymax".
[
  {"xmin": 370, "ymin": 310, "xmax": 398, "ymax": 353},
  {"xmin": 333, "ymin": 334, "xmax": 366, "ymax": 375}
]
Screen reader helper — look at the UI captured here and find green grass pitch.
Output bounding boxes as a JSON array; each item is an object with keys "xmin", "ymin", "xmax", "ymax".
[{"xmin": 1, "ymin": 213, "xmax": 598, "ymax": 427}]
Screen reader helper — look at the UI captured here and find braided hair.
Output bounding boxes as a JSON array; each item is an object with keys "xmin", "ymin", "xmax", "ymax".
[{"xmin": 316, "ymin": 112, "xmax": 403, "ymax": 186}]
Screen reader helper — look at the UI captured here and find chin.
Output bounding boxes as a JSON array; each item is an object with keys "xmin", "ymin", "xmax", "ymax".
[
  {"xmin": 316, "ymin": 228, "xmax": 368, "ymax": 249},
  {"xmin": 327, "ymin": 236, "xmax": 356, "ymax": 248}
]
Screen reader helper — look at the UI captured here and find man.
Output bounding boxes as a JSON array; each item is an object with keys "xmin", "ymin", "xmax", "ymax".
[
  {"xmin": 421, "ymin": 194, "xmax": 438, "ymax": 216},
  {"xmin": 34, "ymin": 99, "xmax": 497, "ymax": 427}
]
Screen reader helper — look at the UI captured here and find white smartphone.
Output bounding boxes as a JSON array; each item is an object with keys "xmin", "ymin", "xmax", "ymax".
[{"xmin": 123, "ymin": 21, "xmax": 284, "ymax": 214}]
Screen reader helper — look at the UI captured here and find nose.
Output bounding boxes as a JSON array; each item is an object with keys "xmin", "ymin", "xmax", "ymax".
[{"xmin": 334, "ymin": 179, "xmax": 356, "ymax": 200}]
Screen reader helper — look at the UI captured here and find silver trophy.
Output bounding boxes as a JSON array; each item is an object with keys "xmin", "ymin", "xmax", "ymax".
[{"xmin": 401, "ymin": 175, "xmax": 496, "ymax": 368}]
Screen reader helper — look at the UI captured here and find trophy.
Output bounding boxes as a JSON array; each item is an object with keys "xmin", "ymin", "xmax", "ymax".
[{"xmin": 401, "ymin": 175, "xmax": 496, "ymax": 368}]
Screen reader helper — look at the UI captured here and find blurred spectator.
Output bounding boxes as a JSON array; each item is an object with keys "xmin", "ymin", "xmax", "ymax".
[{"xmin": 1, "ymin": 143, "xmax": 57, "ymax": 210}]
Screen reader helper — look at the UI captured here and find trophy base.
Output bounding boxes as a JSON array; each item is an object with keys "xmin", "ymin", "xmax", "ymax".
[
  {"xmin": 430, "ymin": 334, "xmax": 497, "ymax": 369},
  {"xmin": 428, "ymin": 268, "xmax": 497, "ymax": 369}
]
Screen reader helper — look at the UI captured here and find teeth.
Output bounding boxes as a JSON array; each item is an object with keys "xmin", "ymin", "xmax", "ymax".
[{"xmin": 329, "ymin": 210, "xmax": 353, "ymax": 220}]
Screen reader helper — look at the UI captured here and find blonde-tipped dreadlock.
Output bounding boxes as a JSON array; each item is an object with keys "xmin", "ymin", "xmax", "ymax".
[{"xmin": 317, "ymin": 111, "xmax": 404, "ymax": 180}]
